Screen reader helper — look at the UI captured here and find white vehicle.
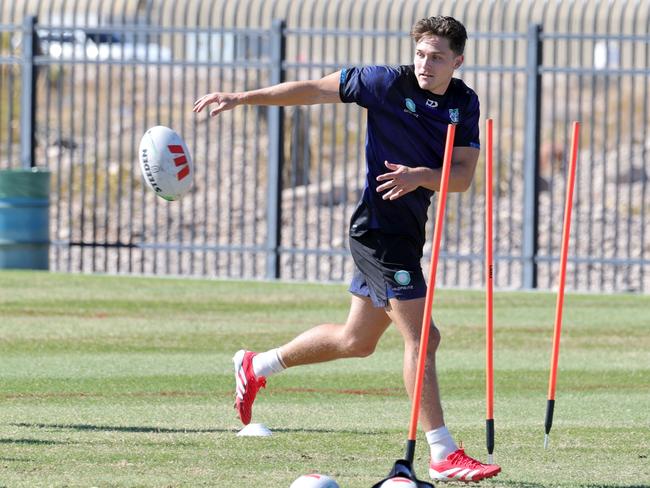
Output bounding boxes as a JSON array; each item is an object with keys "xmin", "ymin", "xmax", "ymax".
[{"xmin": 33, "ymin": 27, "xmax": 172, "ymax": 62}]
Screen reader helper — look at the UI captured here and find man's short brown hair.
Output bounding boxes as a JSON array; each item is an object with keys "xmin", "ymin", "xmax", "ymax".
[{"xmin": 410, "ymin": 16, "xmax": 468, "ymax": 55}]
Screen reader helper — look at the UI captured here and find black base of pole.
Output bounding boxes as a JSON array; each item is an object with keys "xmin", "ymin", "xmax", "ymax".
[
  {"xmin": 486, "ymin": 418, "xmax": 495, "ymax": 455},
  {"xmin": 544, "ymin": 399, "xmax": 555, "ymax": 435},
  {"xmin": 405, "ymin": 439, "xmax": 417, "ymax": 464}
]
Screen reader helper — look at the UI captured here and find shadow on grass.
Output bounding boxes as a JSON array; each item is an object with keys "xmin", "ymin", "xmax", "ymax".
[
  {"xmin": 495, "ymin": 482, "xmax": 649, "ymax": 488},
  {"xmin": 11, "ymin": 422, "xmax": 386, "ymax": 436},
  {"xmin": 271, "ymin": 427, "xmax": 390, "ymax": 435},
  {"xmin": 11, "ymin": 422, "xmax": 226, "ymax": 434},
  {"xmin": 0, "ymin": 438, "xmax": 64, "ymax": 445}
]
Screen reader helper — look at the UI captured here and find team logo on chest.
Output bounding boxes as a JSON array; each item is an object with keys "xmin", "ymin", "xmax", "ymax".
[
  {"xmin": 449, "ymin": 108, "xmax": 460, "ymax": 123},
  {"xmin": 403, "ymin": 98, "xmax": 419, "ymax": 118}
]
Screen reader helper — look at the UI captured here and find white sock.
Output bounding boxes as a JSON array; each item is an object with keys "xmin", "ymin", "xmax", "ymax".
[
  {"xmin": 426, "ymin": 426, "xmax": 459, "ymax": 462},
  {"xmin": 252, "ymin": 348, "xmax": 286, "ymax": 378}
]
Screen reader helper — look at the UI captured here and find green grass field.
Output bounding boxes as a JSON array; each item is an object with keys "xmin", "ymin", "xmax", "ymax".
[{"xmin": 1, "ymin": 270, "xmax": 649, "ymax": 487}]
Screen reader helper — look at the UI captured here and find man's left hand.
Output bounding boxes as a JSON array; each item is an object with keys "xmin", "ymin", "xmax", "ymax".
[{"xmin": 375, "ymin": 161, "xmax": 423, "ymax": 200}]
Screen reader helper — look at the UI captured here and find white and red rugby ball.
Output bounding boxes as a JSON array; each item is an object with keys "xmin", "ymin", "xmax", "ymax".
[
  {"xmin": 289, "ymin": 473, "xmax": 340, "ymax": 488},
  {"xmin": 138, "ymin": 125, "xmax": 193, "ymax": 201}
]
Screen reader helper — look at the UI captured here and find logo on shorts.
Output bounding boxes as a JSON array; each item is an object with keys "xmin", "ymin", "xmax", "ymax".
[{"xmin": 394, "ymin": 270, "xmax": 411, "ymax": 286}]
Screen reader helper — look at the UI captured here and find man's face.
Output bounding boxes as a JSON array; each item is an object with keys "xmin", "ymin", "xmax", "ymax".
[{"xmin": 413, "ymin": 35, "xmax": 464, "ymax": 94}]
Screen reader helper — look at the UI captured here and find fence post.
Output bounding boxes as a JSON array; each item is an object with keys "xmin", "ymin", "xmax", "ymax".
[
  {"xmin": 522, "ymin": 23, "xmax": 542, "ymax": 289},
  {"xmin": 266, "ymin": 19, "xmax": 286, "ymax": 279},
  {"xmin": 20, "ymin": 15, "xmax": 38, "ymax": 169}
]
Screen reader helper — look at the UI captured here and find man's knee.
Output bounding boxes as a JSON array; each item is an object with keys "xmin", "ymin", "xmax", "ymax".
[
  {"xmin": 405, "ymin": 324, "xmax": 440, "ymax": 354},
  {"xmin": 340, "ymin": 333, "xmax": 377, "ymax": 358},
  {"xmin": 429, "ymin": 325, "xmax": 441, "ymax": 350}
]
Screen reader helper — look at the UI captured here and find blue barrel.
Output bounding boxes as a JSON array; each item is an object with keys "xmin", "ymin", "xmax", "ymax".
[{"xmin": 0, "ymin": 169, "xmax": 50, "ymax": 269}]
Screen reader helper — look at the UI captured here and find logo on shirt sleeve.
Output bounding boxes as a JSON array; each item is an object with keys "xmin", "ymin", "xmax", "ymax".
[{"xmin": 449, "ymin": 108, "xmax": 460, "ymax": 123}]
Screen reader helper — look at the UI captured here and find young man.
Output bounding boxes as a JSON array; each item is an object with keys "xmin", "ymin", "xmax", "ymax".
[{"xmin": 193, "ymin": 16, "xmax": 500, "ymax": 483}]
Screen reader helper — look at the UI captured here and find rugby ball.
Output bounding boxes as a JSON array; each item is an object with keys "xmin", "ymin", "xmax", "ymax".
[
  {"xmin": 379, "ymin": 477, "xmax": 418, "ymax": 487},
  {"xmin": 138, "ymin": 125, "xmax": 193, "ymax": 201},
  {"xmin": 289, "ymin": 473, "xmax": 340, "ymax": 488}
]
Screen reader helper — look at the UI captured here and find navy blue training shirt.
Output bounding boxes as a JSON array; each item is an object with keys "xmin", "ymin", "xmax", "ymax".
[{"xmin": 339, "ymin": 65, "xmax": 480, "ymax": 247}]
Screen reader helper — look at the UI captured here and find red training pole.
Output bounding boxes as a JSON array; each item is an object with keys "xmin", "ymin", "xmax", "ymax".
[
  {"xmin": 485, "ymin": 118, "xmax": 495, "ymax": 464},
  {"xmin": 405, "ymin": 124, "xmax": 456, "ymax": 463},
  {"xmin": 544, "ymin": 120, "xmax": 580, "ymax": 449}
]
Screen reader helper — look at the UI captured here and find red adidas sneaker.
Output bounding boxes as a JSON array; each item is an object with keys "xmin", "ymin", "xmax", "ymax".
[
  {"xmin": 233, "ymin": 350, "xmax": 266, "ymax": 425},
  {"xmin": 429, "ymin": 449, "xmax": 501, "ymax": 482}
]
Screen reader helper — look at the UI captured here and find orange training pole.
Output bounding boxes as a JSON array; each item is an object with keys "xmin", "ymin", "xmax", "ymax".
[
  {"xmin": 544, "ymin": 121, "xmax": 580, "ymax": 449},
  {"xmin": 405, "ymin": 124, "xmax": 455, "ymax": 463},
  {"xmin": 485, "ymin": 118, "xmax": 495, "ymax": 464}
]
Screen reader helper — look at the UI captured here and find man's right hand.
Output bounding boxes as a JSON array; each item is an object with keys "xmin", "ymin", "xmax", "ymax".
[{"xmin": 192, "ymin": 92, "xmax": 240, "ymax": 117}]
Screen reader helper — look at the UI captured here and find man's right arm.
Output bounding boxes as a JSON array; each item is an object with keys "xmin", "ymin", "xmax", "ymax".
[{"xmin": 193, "ymin": 71, "xmax": 342, "ymax": 117}]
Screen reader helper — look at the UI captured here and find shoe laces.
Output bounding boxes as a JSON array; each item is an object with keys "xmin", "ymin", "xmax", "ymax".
[{"xmin": 448, "ymin": 449, "xmax": 485, "ymax": 469}]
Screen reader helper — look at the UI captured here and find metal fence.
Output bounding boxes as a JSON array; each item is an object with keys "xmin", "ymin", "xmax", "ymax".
[{"xmin": 1, "ymin": 0, "xmax": 649, "ymax": 292}]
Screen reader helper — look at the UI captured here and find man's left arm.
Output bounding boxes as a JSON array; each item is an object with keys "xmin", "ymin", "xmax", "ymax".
[{"xmin": 375, "ymin": 146, "xmax": 479, "ymax": 200}]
